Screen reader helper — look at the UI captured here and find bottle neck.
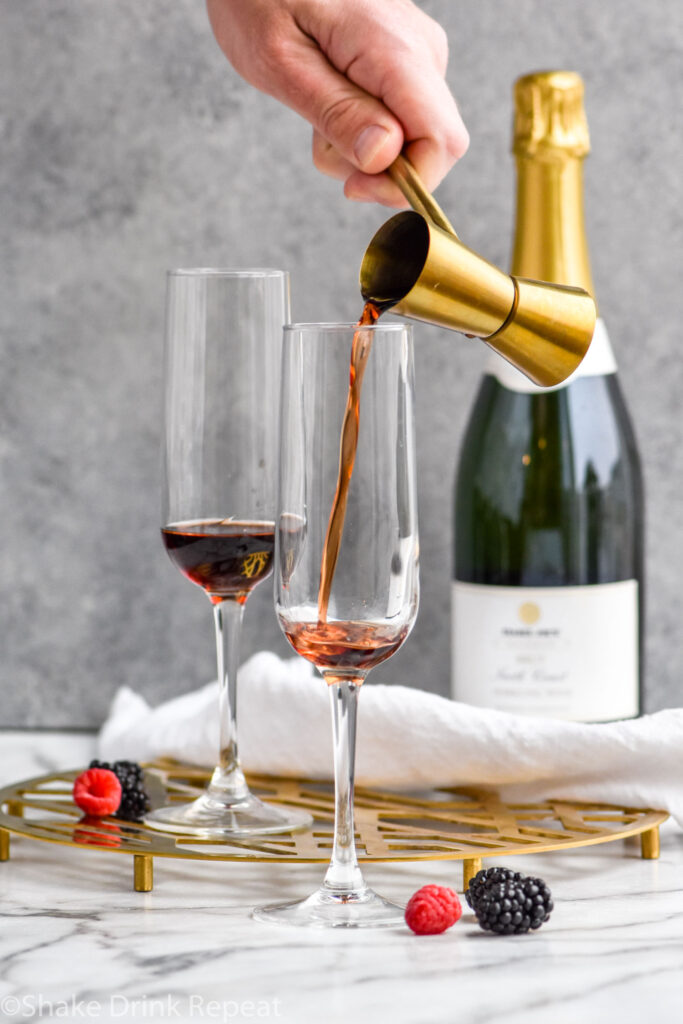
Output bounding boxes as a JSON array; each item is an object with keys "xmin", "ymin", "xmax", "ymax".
[
  {"xmin": 511, "ymin": 155, "xmax": 595, "ymax": 299},
  {"xmin": 487, "ymin": 150, "xmax": 613, "ymax": 392}
]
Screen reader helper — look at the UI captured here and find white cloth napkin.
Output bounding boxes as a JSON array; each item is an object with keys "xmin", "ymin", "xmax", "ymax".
[{"xmin": 99, "ymin": 651, "xmax": 683, "ymax": 826}]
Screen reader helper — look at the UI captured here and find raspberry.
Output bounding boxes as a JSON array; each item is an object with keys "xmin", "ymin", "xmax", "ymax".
[
  {"xmin": 405, "ymin": 885, "xmax": 462, "ymax": 935},
  {"xmin": 73, "ymin": 768, "xmax": 122, "ymax": 817},
  {"xmin": 90, "ymin": 759, "xmax": 150, "ymax": 822}
]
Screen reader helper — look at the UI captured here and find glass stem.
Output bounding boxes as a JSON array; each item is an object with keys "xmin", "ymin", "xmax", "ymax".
[
  {"xmin": 208, "ymin": 598, "xmax": 249, "ymax": 802},
  {"xmin": 323, "ymin": 679, "xmax": 365, "ymax": 895}
]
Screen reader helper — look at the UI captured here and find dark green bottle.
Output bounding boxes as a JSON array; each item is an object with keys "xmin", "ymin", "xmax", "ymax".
[{"xmin": 452, "ymin": 72, "xmax": 643, "ymax": 721}]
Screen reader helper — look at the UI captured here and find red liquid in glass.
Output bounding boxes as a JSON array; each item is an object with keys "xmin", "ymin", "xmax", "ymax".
[
  {"xmin": 162, "ymin": 519, "xmax": 274, "ymax": 604},
  {"xmin": 284, "ymin": 619, "xmax": 408, "ymax": 676}
]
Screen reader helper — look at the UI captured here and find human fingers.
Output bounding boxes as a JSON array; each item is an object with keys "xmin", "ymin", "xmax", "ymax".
[
  {"xmin": 297, "ymin": 0, "xmax": 468, "ymax": 204},
  {"xmin": 207, "ymin": 0, "xmax": 467, "ymax": 205},
  {"xmin": 343, "ymin": 56, "xmax": 469, "ymax": 204},
  {"xmin": 312, "ymin": 130, "xmax": 356, "ymax": 181},
  {"xmin": 209, "ymin": 0, "xmax": 406, "ymax": 176}
]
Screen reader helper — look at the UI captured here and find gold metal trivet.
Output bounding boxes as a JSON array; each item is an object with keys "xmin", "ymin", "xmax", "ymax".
[{"xmin": 0, "ymin": 761, "xmax": 667, "ymax": 893}]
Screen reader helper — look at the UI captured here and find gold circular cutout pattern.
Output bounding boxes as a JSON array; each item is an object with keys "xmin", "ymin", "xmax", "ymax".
[
  {"xmin": 0, "ymin": 764, "xmax": 667, "ymax": 892},
  {"xmin": 518, "ymin": 601, "xmax": 541, "ymax": 625}
]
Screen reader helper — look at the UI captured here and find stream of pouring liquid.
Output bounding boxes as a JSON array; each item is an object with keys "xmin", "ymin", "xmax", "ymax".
[{"xmin": 317, "ymin": 301, "xmax": 381, "ymax": 622}]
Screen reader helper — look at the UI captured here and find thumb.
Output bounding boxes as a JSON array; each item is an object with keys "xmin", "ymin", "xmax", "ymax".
[{"xmin": 269, "ymin": 38, "xmax": 404, "ymax": 173}]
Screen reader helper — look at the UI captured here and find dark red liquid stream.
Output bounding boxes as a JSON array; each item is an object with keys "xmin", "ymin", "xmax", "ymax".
[{"xmin": 317, "ymin": 301, "xmax": 381, "ymax": 621}]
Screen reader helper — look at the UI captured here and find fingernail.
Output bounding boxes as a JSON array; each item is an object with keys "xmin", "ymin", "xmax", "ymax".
[{"xmin": 354, "ymin": 125, "xmax": 391, "ymax": 169}]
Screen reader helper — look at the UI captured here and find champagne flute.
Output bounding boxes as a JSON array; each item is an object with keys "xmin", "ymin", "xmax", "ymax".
[
  {"xmin": 146, "ymin": 269, "xmax": 312, "ymax": 837},
  {"xmin": 254, "ymin": 321, "xmax": 419, "ymax": 927}
]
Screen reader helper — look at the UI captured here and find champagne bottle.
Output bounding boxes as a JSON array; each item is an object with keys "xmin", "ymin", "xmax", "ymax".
[{"xmin": 452, "ymin": 71, "xmax": 643, "ymax": 721}]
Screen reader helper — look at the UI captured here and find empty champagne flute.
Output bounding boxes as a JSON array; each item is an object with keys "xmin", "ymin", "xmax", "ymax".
[
  {"xmin": 145, "ymin": 269, "xmax": 312, "ymax": 837},
  {"xmin": 254, "ymin": 320, "xmax": 419, "ymax": 927}
]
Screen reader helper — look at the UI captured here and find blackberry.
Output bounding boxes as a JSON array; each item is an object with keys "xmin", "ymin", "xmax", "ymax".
[
  {"xmin": 465, "ymin": 866, "xmax": 523, "ymax": 909},
  {"xmin": 465, "ymin": 866, "xmax": 553, "ymax": 935},
  {"xmin": 89, "ymin": 759, "xmax": 150, "ymax": 822}
]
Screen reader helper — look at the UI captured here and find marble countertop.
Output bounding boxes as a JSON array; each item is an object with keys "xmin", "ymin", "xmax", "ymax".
[{"xmin": 0, "ymin": 730, "xmax": 681, "ymax": 1024}]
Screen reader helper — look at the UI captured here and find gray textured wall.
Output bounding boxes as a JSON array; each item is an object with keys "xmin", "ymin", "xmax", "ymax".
[{"xmin": 2, "ymin": 1, "xmax": 681, "ymax": 726}]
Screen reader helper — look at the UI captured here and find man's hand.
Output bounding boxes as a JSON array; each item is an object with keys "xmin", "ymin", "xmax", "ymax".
[{"xmin": 207, "ymin": 0, "xmax": 469, "ymax": 206}]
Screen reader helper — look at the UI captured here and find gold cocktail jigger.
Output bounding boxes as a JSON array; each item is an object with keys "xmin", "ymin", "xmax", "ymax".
[{"xmin": 359, "ymin": 157, "xmax": 596, "ymax": 387}]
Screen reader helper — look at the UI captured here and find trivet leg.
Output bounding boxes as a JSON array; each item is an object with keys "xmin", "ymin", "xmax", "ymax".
[
  {"xmin": 463, "ymin": 858, "xmax": 482, "ymax": 890},
  {"xmin": 134, "ymin": 854, "xmax": 153, "ymax": 892},
  {"xmin": 7, "ymin": 801, "xmax": 23, "ymax": 818},
  {"xmin": 0, "ymin": 828, "xmax": 9, "ymax": 862},
  {"xmin": 640, "ymin": 826, "xmax": 660, "ymax": 860}
]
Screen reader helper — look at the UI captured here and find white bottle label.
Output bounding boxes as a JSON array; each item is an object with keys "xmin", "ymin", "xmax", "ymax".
[
  {"xmin": 485, "ymin": 318, "xmax": 617, "ymax": 393},
  {"xmin": 451, "ymin": 580, "xmax": 639, "ymax": 721}
]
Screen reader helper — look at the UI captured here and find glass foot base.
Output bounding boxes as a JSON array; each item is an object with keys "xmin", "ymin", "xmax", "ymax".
[
  {"xmin": 253, "ymin": 885, "xmax": 406, "ymax": 929},
  {"xmin": 144, "ymin": 790, "xmax": 312, "ymax": 838}
]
